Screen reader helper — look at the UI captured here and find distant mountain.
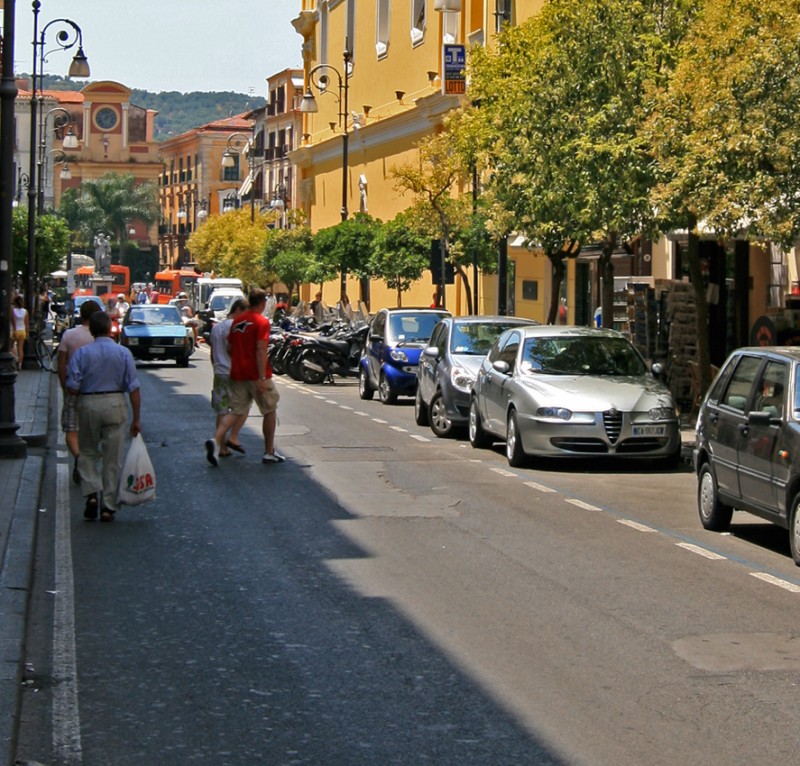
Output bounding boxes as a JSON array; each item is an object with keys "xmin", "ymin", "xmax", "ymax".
[{"xmin": 31, "ymin": 75, "xmax": 266, "ymax": 141}]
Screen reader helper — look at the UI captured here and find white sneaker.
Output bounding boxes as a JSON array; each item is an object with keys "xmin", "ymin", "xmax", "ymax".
[
  {"xmin": 262, "ymin": 450, "xmax": 285, "ymax": 464},
  {"xmin": 205, "ymin": 438, "xmax": 219, "ymax": 467}
]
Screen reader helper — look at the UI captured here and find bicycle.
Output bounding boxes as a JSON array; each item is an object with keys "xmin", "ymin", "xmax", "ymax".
[{"xmin": 33, "ymin": 327, "xmax": 59, "ymax": 373}]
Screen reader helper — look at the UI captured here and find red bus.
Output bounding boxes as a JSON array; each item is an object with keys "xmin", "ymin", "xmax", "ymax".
[
  {"xmin": 73, "ymin": 265, "xmax": 130, "ymax": 298},
  {"xmin": 153, "ymin": 269, "xmax": 199, "ymax": 304}
]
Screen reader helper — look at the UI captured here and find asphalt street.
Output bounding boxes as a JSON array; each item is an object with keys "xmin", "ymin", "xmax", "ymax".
[{"xmin": 15, "ymin": 346, "xmax": 800, "ymax": 765}]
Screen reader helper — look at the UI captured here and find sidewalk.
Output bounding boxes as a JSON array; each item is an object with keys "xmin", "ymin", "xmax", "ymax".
[{"xmin": 0, "ymin": 368, "xmax": 52, "ymax": 766}]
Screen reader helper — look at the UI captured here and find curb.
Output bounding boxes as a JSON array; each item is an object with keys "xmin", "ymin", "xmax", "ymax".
[{"xmin": 0, "ymin": 456, "xmax": 43, "ymax": 766}]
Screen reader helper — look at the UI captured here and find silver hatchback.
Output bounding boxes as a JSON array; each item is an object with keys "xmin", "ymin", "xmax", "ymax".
[{"xmin": 469, "ymin": 325, "xmax": 680, "ymax": 467}]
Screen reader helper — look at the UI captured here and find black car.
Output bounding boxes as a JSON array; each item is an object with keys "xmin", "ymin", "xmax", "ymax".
[{"xmin": 694, "ymin": 346, "xmax": 800, "ymax": 564}]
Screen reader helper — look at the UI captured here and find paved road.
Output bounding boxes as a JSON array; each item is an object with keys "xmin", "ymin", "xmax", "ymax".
[{"xmin": 16, "ymin": 348, "xmax": 800, "ymax": 765}]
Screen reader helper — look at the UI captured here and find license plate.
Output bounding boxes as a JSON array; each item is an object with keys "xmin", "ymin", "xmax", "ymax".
[
  {"xmin": 632, "ymin": 425, "xmax": 666, "ymax": 436},
  {"xmin": 150, "ymin": 347, "xmax": 165, "ymax": 354}
]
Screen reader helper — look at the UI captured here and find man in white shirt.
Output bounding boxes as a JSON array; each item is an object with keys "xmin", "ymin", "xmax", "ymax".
[
  {"xmin": 209, "ymin": 299, "xmax": 248, "ymax": 456},
  {"xmin": 116, "ymin": 292, "xmax": 130, "ymax": 317},
  {"xmin": 58, "ymin": 299, "xmax": 103, "ymax": 483}
]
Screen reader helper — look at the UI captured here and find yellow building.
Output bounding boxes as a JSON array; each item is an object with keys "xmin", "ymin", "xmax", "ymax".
[{"xmin": 291, "ymin": 0, "xmax": 546, "ymax": 316}]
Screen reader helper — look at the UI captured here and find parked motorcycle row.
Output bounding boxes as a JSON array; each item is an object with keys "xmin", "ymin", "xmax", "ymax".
[{"xmin": 269, "ymin": 313, "xmax": 369, "ymax": 385}]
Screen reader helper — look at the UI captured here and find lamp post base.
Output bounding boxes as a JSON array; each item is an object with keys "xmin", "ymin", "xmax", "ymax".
[{"xmin": 0, "ymin": 354, "xmax": 27, "ymax": 459}]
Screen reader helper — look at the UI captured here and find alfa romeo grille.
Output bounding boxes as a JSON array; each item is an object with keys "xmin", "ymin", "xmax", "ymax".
[{"xmin": 603, "ymin": 409, "xmax": 622, "ymax": 444}]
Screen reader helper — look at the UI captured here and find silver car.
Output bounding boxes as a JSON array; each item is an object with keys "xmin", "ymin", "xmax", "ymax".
[{"xmin": 469, "ymin": 325, "xmax": 681, "ymax": 467}]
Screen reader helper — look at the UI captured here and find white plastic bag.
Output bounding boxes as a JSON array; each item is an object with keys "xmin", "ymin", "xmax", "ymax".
[{"xmin": 118, "ymin": 434, "xmax": 157, "ymax": 506}]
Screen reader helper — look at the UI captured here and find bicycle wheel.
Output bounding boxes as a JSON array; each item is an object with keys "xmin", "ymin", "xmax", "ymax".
[
  {"xmin": 49, "ymin": 343, "xmax": 60, "ymax": 373},
  {"xmin": 35, "ymin": 335, "xmax": 53, "ymax": 371}
]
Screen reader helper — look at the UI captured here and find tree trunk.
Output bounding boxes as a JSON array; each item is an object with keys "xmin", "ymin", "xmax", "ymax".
[
  {"xmin": 547, "ymin": 251, "xmax": 566, "ymax": 325},
  {"xmin": 396, "ymin": 284, "xmax": 402, "ymax": 307},
  {"xmin": 455, "ymin": 264, "xmax": 473, "ymax": 315},
  {"xmin": 600, "ymin": 232, "xmax": 617, "ymax": 329},
  {"xmin": 686, "ymin": 212, "xmax": 712, "ymax": 395}
]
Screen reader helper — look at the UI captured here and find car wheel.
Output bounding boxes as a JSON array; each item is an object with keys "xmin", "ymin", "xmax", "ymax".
[
  {"xmin": 789, "ymin": 495, "xmax": 800, "ymax": 566},
  {"xmin": 379, "ymin": 371, "xmax": 397, "ymax": 404},
  {"xmin": 358, "ymin": 366, "xmax": 374, "ymax": 400},
  {"xmin": 506, "ymin": 409, "xmax": 528, "ymax": 467},
  {"xmin": 429, "ymin": 390, "xmax": 454, "ymax": 438},
  {"xmin": 469, "ymin": 398, "xmax": 492, "ymax": 449},
  {"xmin": 176, "ymin": 356, "xmax": 190, "ymax": 368},
  {"xmin": 697, "ymin": 463, "xmax": 733, "ymax": 532},
  {"xmin": 414, "ymin": 386, "xmax": 429, "ymax": 426}
]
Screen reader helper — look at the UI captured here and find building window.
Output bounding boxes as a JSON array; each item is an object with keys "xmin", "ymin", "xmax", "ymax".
[
  {"xmin": 376, "ymin": 0, "xmax": 390, "ymax": 58},
  {"xmin": 277, "ymin": 85, "xmax": 286, "ymax": 114},
  {"xmin": 495, "ymin": 0, "xmax": 514, "ymax": 32},
  {"xmin": 346, "ymin": 0, "xmax": 356, "ymax": 54},
  {"xmin": 411, "ymin": 0, "xmax": 426, "ymax": 45},
  {"xmin": 223, "ymin": 154, "xmax": 239, "ymax": 182},
  {"xmin": 320, "ymin": 1, "xmax": 329, "ymax": 65}
]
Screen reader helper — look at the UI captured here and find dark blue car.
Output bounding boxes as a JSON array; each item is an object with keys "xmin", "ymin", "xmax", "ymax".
[{"xmin": 359, "ymin": 308, "xmax": 450, "ymax": 404}]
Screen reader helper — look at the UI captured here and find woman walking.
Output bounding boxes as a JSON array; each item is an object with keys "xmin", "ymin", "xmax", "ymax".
[{"xmin": 11, "ymin": 295, "xmax": 29, "ymax": 369}]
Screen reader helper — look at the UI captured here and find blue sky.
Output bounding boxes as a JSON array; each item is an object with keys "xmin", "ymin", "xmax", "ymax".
[{"xmin": 16, "ymin": 0, "xmax": 303, "ymax": 96}]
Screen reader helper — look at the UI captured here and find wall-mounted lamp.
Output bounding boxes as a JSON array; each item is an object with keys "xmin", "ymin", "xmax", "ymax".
[
  {"xmin": 363, "ymin": 105, "xmax": 372, "ymax": 117},
  {"xmin": 329, "ymin": 122, "xmax": 337, "ymax": 132},
  {"xmin": 395, "ymin": 91, "xmax": 405, "ymax": 103},
  {"xmin": 427, "ymin": 71, "xmax": 439, "ymax": 83}
]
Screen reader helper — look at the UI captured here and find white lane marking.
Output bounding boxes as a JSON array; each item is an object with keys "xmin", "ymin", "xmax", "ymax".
[
  {"xmin": 676, "ymin": 542, "xmax": 726, "ymax": 560},
  {"xmin": 491, "ymin": 467, "xmax": 517, "ymax": 478},
  {"xmin": 390, "ymin": 426, "xmax": 408, "ymax": 433},
  {"xmin": 749, "ymin": 572, "xmax": 800, "ymax": 593},
  {"xmin": 314, "ymin": 395, "xmax": 326, "ymax": 400},
  {"xmin": 410, "ymin": 434, "xmax": 430, "ymax": 442},
  {"xmin": 53, "ymin": 459, "xmax": 83, "ymax": 762},
  {"xmin": 523, "ymin": 480, "xmax": 556, "ymax": 493},
  {"xmin": 354, "ymin": 412, "xmax": 369, "ymax": 417},
  {"xmin": 339, "ymin": 405, "xmax": 354, "ymax": 411},
  {"xmin": 325, "ymin": 399, "xmax": 337, "ymax": 404},
  {"xmin": 372, "ymin": 418, "xmax": 388, "ymax": 424},
  {"xmin": 565, "ymin": 498, "xmax": 602, "ymax": 511},
  {"xmin": 617, "ymin": 519, "xmax": 658, "ymax": 533}
]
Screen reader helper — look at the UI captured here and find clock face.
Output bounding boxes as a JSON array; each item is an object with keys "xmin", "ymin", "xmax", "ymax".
[{"xmin": 95, "ymin": 107, "xmax": 118, "ymax": 130}]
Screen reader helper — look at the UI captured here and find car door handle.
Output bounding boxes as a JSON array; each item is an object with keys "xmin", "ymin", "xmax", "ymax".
[{"xmin": 738, "ymin": 424, "xmax": 749, "ymax": 436}]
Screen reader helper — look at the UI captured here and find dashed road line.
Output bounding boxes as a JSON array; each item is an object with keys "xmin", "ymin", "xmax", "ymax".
[
  {"xmin": 676, "ymin": 542, "xmax": 726, "ymax": 560},
  {"xmin": 617, "ymin": 519, "xmax": 658, "ymax": 533},
  {"xmin": 523, "ymin": 480, "xmax": 556, "ymax": 493},
  {"xmin": 372, "ymin": 418, "xmax": 388, "ymax": 424},
  {"xmin": 390, "ymin": 426, "xmax": 408, "ymax": 433},
  {"xmin": 339, "ymin": 405, "xmax": 354, "ymax": 411},
  {"xmin": 749, "ymin": 572, "xmax": 800, "ymax": 593},
  {"xmin": 410, "ymin": 434, "xmax": 431, "ymax": 442},
  {"xmin": 564, "ymin": 498, "xmax": 602, "ymax": 512},
  {"xmin": 491, "ymin": 467, "xmax": 517, "ymax": 478}
]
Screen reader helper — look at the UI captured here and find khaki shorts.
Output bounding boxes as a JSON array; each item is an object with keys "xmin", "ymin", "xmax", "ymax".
[
  {"xmin": 61, "ymin": 393, "xmax": 79, "ymax": 432},
  {"xmin": 229, "ymin": 378, "xmax": 279, "ymax": 416}
]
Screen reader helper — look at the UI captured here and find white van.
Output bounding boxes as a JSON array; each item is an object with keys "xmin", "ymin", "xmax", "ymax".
[{"xmin": 191, "ymin": 277, "xmax": 244, "ymax": 312}]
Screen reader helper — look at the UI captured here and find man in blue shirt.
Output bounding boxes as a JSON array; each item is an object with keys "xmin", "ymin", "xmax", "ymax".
[{"xmin": 67, "ymin": 312, "xmax": 142, "ymax": 522}]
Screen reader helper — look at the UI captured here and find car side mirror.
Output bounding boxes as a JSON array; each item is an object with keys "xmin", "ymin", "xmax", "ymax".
[
  {"xmin": 423, "ymin": 347, "xmax": 440, "ymax": 358},
  {"xmin": 651, "ymin": 362, "xmax": 664, "ymax": 377},
  {"xmin": 492, "ymin": 360, "xmax": 510, "ymax": 374},
  {"xmin": 747, "ymin": 410, "xmax": 777, "ymax": 426}
]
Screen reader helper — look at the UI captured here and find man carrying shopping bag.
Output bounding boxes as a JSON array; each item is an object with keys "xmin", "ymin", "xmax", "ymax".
[{"xmin": 67, "ymin": 311, "xmax": 142, "ymax": 522}]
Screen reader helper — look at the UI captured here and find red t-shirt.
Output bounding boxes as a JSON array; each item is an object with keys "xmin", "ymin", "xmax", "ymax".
[{"xmin": 229, "ymin": 310, "xmax": 272, "ymax": 381}]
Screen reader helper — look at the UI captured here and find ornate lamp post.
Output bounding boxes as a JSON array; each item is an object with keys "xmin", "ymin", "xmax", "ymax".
[
  {"xmin": 299, "ymin": 44, "xmax": 352, "ymax": 295},
  {"xmin": 25, "ymin": 2, "xmax": 89, "ymax": 332},
  {"xmin": 221, "ymin": 131, "xmax": 255, "ymax": 222}
]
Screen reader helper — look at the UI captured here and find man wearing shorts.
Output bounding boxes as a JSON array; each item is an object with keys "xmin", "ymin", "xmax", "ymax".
[
  {"xmin": 58, "ymin": 298, "xmax": 102, "ymax": 483},
  {"xmin": 206, "ymin": 288, "xmax": 283, "ymax": 466},
  {"xmin": 209, "ymin": 298, "xmax": 247, "ymax": 456}
]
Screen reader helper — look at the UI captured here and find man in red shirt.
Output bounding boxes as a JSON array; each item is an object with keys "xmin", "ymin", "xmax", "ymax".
[{"xmin": 205, "ymin": 288, "xmax": 284, "ymax": 466}]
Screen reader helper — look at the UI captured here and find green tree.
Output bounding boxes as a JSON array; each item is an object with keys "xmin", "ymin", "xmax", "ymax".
[
  {"xmin": 370, "ymin": 212, "xmax": 433, "ymax": 307},
  {"xmin": 61, "ymin": 172, "xmax": 159, "ymax": 265},
  {"xmin": 261, "ymin": 227, "xmax": 315, "ymax": 297},
  {"xmin": 313, "ymin": 213, "xmax": 379, "ymax": 297},
  {"xmin": 468, "ymin": 0, "xmax": 698, "ymax": 326},
  {"xmin": 12, "ymin": 207, "xmax": 71, "ymax": 288}
]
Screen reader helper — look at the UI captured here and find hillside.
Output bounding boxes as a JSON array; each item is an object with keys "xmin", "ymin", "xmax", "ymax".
[{"xmin": 32, "ymin": 75, "xmax": 266, "ymax": 141}]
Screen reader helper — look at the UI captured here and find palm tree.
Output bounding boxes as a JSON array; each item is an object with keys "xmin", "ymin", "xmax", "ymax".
[{"xmin": 67, "ymin": 172, "xmax": 159, "ymax": 264}]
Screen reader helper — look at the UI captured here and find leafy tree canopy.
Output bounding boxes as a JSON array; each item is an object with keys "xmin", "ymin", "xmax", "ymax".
[
  {"xmin": 12, "ymin": 207, "xmax": 71, "ymax": 285},
  {"xmin": 313, "ymin": 213, "xmax": 380, "ymax": 281}
]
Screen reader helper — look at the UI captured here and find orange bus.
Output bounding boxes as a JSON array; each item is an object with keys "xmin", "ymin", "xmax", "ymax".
[
  {"xmin": 153, "ymin": 269, "xmax": 199, "ymax": 304},
  {"xmin": 73, "ymin": 264, "xmax": 131, "ymax": 298}
]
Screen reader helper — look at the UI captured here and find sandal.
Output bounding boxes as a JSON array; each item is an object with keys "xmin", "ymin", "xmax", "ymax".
[
  {"xmin": 226, "ymin": 441, "xmax": 245, "ymax": 454},
  {"xmin": 84, "ymin": 493, "xmax": 98, "ymax": 521},
  {"xmin": 100, "ymin": 509, "xmax": 115, "ymax": 523},
  {"xmin": 220, "ymin": 449, "xmax": 232, "ymax": 458}
]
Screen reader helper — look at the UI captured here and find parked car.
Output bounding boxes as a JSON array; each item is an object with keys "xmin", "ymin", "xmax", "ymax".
[
  {"xmin": 71, "ymin": 295, "xmax": 104, "ymax": 326},
  {"xmin": 469, "ymin": 325, "xmax": 681, "ymax": 467},
  {"xmin": 694, "ymin": 346, "xmax": 800, "ymax": 564},
  {"xmin": 120, "ymin": 304, "xmax": 194, "ymax": 367},
  {"xmin": 359, "ymin": 308, "xmax": 451, "ymax": 404},
  {"xmin": 416, "ymin": 316, "xmax": 539, "ymax": 437}
]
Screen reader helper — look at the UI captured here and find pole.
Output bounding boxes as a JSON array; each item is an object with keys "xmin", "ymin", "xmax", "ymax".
[
  {"xmin": 497, "ymin": 235, "xmax": 508, "ymax": 316},
  {"xmin": 472, "ymin": 161, "xmax": 479, "ymax": 314},
  {"xmin": 339, "ymin": 48, "xmax": 350, "ymax": 299},
  {"xmin": 0, "ymin": 0, "xmax": 28, "ymax": 457},
  {"xmin": 24, "ymin": 1, "xmax": 41, "ymax": 329}
]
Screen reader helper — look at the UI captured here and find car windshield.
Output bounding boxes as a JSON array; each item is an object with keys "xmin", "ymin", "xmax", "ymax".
[
  {"xmin": 451, "ymin": 322, "xmax": 524, "ymax": 355},
  {"xmin": 128, "ymin": 306, "xmax": 182, "ymax": 325},
  {"xmin": 520, "ymin": 336, "xmax": 646, "ymax": 376},
  {"xmin": 209, "ymin": 294, "xmax": 235, "ymax": 311},
  {"xmin": 388, "ymin": 313, "xmax": 447, "ymax": 344}
]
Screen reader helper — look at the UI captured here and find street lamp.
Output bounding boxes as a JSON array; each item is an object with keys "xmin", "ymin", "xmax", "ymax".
[
  {"xmin": 299, "ymin": 44, "xmax": 352, "ymax": 294},
  {"xmin": 222, "ymin": 192, "xmax": 238, "ymax": 214},
  {"xmin": 36, "ymin": 106, "xmax": 78, "ymax": 213},
  {"xmin": 25, "ymin": 1, "xmax": 89, "ymax": 331},
  {"xmin": 13, "ymin": 170, "xmax": 30, "ymax": 208},
  {"xmin": 221, "ymin": 131, "xmax": 255, "ymax": 222},
  {"xmin": 269, "ymin": 183, "xmax": 288, "ymax": 229}
]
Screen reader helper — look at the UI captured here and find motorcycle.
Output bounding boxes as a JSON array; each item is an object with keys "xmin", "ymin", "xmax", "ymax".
[{"xmin": 299, "ymin": 323, "xmax": 369, "ymax": 384}]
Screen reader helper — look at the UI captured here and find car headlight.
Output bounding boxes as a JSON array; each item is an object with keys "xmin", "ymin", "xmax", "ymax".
[
  {"xmin": 451, "ymin": 365, "xmax": 475, "ymax": 392},
  {"xmin": 390, "ymin": 349, "xmax": 409, "ymax": 362},
  {"xmin": 648, "ymin": 406, "xmax": 675, "ymax": 420},
  {"xmin": 536, "ymin": 407, "xmax": 572, "ymax": 420}
]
